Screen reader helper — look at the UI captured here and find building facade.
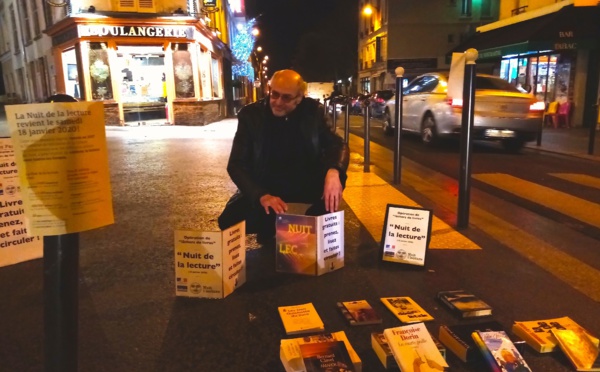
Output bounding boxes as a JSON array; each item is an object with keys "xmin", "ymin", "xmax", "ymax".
[
  {"xmin": 358, "ymin": 0, "xmax": 500, "ymax": 94},
  {"xmin": 0, "ymin": 0, "xmax": 251, "ymax": 126}
]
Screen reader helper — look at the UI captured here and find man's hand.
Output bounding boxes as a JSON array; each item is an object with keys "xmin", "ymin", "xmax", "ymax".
[
  {"xmin": 323, "ymin": 168, "xmax": 343, "ymax": 212},
  {"xmin": 259, "ymin": 194, "xmax": 287, "ymax": 214}
]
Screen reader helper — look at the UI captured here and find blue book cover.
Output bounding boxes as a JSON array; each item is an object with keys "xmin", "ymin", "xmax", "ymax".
[{"xmin": 472, "ymin": 330, "xmax": 531, "ymax": 372}]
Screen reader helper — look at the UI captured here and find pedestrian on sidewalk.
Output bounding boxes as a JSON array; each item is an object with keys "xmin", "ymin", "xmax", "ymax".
[{"xmin": 218, "ymin": 69, "xmax": 349, "ymax": 243}]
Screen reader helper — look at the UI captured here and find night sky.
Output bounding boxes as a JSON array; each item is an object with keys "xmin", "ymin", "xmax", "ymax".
[{"xmin": 245, "ymin": 0, "xmax": 359, "ymax": 82}]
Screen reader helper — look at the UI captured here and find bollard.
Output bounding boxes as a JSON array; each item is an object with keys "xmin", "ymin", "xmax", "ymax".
[
  {"xmin": 344, "ymin": 100, "xmax": 350, "ymax": 144},
  {"xmin": 536, "ymin": 115, "xmax": 543, "ymax": 147},
  {"xmin": 43, "ymin": 94, "xmax": 80, "ymax": 372},
  {"xmin": 363, "ymin": 103, "xmax": 371, "ymax": 172},
  {"xmin": 393, "ymin": 67, "xmax": 404, "ymax": 185},
  {"xmin": 332, "ymin": 102, "xmax": 337, "ymax": 131},
  {"xmin": 457, "ymin": 49, "xmax": 478, "ymax": 230},
  {"xmin": 589, "ymin": 98, "xmax": 599, "ymax": 155}
]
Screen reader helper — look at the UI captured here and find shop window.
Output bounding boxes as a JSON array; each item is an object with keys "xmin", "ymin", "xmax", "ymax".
[
  {"xmin": 172, "ymin": 44, "xmax": 195, "ymax": 98},
  {"xmin": 211, "ymin": 56, "xmax": 221, "ymax": 98},
  {"xmin": 461, "ymin": 0, "xmax": 472, "ymax": 16},
  {"xmin": 88, "ymin": 42, "xmax": 113, "ymax": 100}
]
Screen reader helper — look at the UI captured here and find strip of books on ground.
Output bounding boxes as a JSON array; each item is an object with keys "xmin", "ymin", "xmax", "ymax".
[
  {"xmin": 336, "ymin": 300, "xmax": 382, "ymax": 326},
  {"xmin": 436, "ymin": 289, "xmax": 493, "ymax": 318},
  {"xmin": 372, "ymin": 331, "xmax": 446, "ymax": 370},
  {"xmin": 278, "ymin": 303, "xmax": 325, "ymax": 336},
  {"xmin": 511, "ymin": 315, "xmax": 599, "ymax": 353},
  {"xmin": 383, "ymin": 322, "xmax": 448, "ymax": 372},
  {"xmin": 551, "ymin": 327, "xmax": 600, "ymax": 371},
  {"xmin": 280, "ymin": 331, "xmax": 362, "ymax": 372},
  {"xmin": 472, "ymin": 330, "xmax": 532, "ymax": 372},
  {"xmin": 380, "ymin": 296, "xmax": 434, "ymax": 324}
]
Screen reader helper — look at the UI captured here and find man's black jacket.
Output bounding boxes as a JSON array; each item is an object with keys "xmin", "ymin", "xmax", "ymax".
[{"xmin": 226, "ymin": 96, "xmax": 350, "ymax": 206}]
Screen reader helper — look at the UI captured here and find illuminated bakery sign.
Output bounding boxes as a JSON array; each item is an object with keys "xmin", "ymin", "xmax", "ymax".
[{"xmin": 78, "ymin": 25, "xmax": 193, "ymax": 38}]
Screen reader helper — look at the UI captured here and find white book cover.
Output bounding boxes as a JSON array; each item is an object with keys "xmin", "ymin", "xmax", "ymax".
[{"xmin": 383, "ymin": 323, "xmax": 448, "ymax": 372}]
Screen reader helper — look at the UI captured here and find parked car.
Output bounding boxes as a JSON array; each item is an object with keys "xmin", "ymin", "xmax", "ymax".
[
  {"xmin": 382, "ymin": 72, "xmax": 545, "ymax": 152},
  {"xmin": 370, "ymin": 90, "xmax": 394, "ymax": 118}
]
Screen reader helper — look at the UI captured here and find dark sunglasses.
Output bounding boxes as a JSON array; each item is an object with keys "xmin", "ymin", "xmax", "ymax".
[{"xmin": 270, "ymin": 90, "xmax": 298, "ymax": 103}]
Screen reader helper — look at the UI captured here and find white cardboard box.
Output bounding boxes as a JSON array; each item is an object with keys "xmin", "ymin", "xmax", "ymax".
[{"xmin": 174, "ymin": 221, "xmax": 245, "ymax": 298}]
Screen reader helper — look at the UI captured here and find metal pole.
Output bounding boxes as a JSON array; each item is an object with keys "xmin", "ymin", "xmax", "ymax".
[
  {"xmin": 44, "ymin": 234, "xmax": 79, "ymax": 372},
  {"xmin": 344, "ymin": 100, "xmax": 350, "ymax": 143},
  {"xmin": 332, "ymin": 101, "xmax": 337, "ymax": 131},
  {"xmin": 589, "ymin": 98, "xmax": 599, "ymax": 155},
  {"xmin": 363, "ymin": 103, "xmax": 371, "ymax": 172},
  {"xmin": 457, "ymin": 49, "xmax": 478, "ymax": 230},
  {"xmin": 393, "ymin": 67, "xmax": 404, "ymax": 184},
  {"xmin": 536, "ymin": 115, "xmax": 543, "ymax": 146},
  {"xmin": 43, "ymin": 94, "xmax": 80, "ymax": 372}
]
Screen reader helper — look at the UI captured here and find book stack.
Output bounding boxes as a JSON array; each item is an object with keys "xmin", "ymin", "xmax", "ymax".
[
  {"xmin": 438, "ymin": 320, "xmax": 506, "ymax": 364},
  {"xmin": 383, "ymin": 322, "xmax": 449, "ymax": 371},
  {"xmin": 280, "ymin": 331, "xmax": 362, "ymax": 372},
  {"xmin": 512, "ymin": 316, "xmax": 599, "ymax": 353},
  {"xmin": 278, "ymin": 303, "xmax": 325, "ymax": 336}
]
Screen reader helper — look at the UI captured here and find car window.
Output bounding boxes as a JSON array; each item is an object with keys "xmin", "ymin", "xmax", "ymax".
[
  {"xmin": 476, "ymin": 76, "xmax": 520, "ymax": 92},
  {"xmin": 404, "ymin": 76, "xmax": 439, "ymax": 95}
]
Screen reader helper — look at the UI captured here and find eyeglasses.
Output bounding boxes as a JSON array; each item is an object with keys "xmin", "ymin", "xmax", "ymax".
[{"xmin": 270, "ymin": 90, "xmax": 298, "ymax": 103}]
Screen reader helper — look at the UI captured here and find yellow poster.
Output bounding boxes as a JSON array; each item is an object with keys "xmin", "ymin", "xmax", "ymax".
[
  {"xmin": 5, "ymin": 102, "xmax": 114, "ymax": 236},
  {"xmin": 0, "ymin": 138, "xmax": 42, "ymax": 266}
]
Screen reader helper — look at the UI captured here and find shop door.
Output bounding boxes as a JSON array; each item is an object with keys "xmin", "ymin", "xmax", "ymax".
[{"xmin": 117, "ymin": 45, "xmax": 167, "ymax": 125}]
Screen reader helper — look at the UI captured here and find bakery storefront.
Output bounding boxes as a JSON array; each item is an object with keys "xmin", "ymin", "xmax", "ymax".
[{"xmin": 46, "ymin": 17, "xmax": 229, "ymax": 126}]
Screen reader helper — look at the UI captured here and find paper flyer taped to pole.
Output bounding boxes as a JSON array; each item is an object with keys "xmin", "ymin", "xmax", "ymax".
[
  {"xmin": 0, "ymin": 138, "xmax": 42, "ymax": 266},
  {"xmin": 5, "ymin": 101, "xmax": 114, "ymax": 236}
]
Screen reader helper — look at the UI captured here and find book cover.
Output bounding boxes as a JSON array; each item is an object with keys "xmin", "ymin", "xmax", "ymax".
[
  {"xmin": 383, "ymin": 323, "xmax": 449, "ymax": 372},
  {"xmin": 472, "ymin": 330, "xmax": 532, "ymax": 372},
  {"xmin": 372, "ymin": 332, "xmax": 446, "ymax": 370},
  {"xmin": 337, "ymin": 300, "xmax": 382, "ymax": 326},
  {"xmin": 381, "ymin": 296, "xmax": 434, "ymax": 323},
  {"xmin": 300, "ymin": 341, "xmax": 356, "ymax": 372},
  {"xmin": 436, "ymin": 289, "xmax": 492, "ymax": 318},
  {"xmin": 275, "ymin": 211, "xmax": 344, "ymax": 276},
  {"xmin": 278, "ymin": 303, "xmax": 325, "ymax": 336},
  {"xmin": 511, "ymin": 316, "xmax": 600, "ymax": 353},
  {"xmin": 551, "ymin": 328, "xmax": 600, "ymax": 371},
  {"xmin": 280, "ymin": 331, "xmax": 362, "ymax": 372},
  {"xmin": 438, "ymin": 320, "xmax": 505, "ymax": 363}
]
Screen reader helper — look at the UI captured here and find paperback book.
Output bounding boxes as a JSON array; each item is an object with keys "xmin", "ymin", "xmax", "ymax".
[
  {"xmin": 438, "ymin": 320, "xmax": 506, "ymax": 364},
  {"xmin": 380, "ymin": 296, "xmax": 434, "ymax": 323},
  {"xmin": 278, "ymin": 303, "xmax": 325, "ymax": 336},
  {"xmin": 511, "ymin": 316, "xmax": 599, "ymax": 353},
  {"xmin": 551, "ymin": 327, "xmax": 600, "ymax": 371},
  {"xmin": 280, "ymin": 331, "xmax": 362, "ymax": 372},
  {"xmin": 472, "ymin": 330, "xmax": 532, "ymax": 372},
  {"xmin": 436, "ymin": 289, "xmax": 492, "ymax": 318},
  {"xmin": 383, "ymin": 323, "xmax": 449, "ymax": 372},
  {"xmin": 300, "ymin": 341, "xmax": 355, "ymax": 371},
  {"xmin": 336, "ymin": 300, "xmax": 382, "ymax": 326},
  {"xmin": 372, "ymin": 331, "xmax": 446, "ymax": 370}
]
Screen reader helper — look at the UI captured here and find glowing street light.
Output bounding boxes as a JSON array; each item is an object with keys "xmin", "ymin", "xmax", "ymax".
[{"xmin": 362, "ymin": 4, "xmax": 374, "ymax": 16}]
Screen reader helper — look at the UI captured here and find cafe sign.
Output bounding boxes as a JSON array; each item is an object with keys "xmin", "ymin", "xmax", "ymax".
[{"xmin": 78, "ymin": 25, "xmax": 193, "ymax": 39}]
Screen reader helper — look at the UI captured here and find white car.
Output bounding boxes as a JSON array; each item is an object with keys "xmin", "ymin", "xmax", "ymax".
[{"xmin": 382, "ymin": 72, "xmax": 545, "ymax": 152}]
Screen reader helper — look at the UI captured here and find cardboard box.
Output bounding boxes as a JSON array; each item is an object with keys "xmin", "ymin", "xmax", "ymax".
[
  {"xmin": 174, "ymin": 221, "xmax": 245, "ymax": 298},
  {"xmin": 275, "ymin": 210, "xmax": 344, "ymax": 276}
]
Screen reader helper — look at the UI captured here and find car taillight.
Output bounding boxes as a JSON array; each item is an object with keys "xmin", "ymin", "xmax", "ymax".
[
  {"xmin": 376, "ymin": 98, "xmax": 384, "ymax": 103},
  {"xmin": 529, "ymin": 101, "xmax": 545, "ymax": 112},
  {"xmin": 447, "ymin": 98, "xmax": 463, "ymax": 108}
]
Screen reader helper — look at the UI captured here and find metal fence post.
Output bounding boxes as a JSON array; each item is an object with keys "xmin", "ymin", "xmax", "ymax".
[
  {"xmin": 393, "ymin": 67, "xmax": 404, "ymax": 185},
  {"xmin": 457, "ymin": 49, "xmax": 478, "ymax": 230}
]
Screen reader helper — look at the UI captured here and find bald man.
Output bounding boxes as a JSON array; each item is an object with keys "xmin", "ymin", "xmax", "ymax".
[{"xmin": 218, "ymin": 69, "xmax": 349, "ymax": 244}]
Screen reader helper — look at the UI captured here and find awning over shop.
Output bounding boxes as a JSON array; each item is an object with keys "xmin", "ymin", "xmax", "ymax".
[{"xmin": 449, "ymin": 5, "xmax": 600, "ymax": 60}]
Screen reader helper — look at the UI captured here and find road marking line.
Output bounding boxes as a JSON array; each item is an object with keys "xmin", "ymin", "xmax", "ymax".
[
  {"xmin": 474, "ymin": 173, "xmax": 600, "ymax": 229},
  {"xmin": 550, "ymin": 173, "xmax": 600, "ymax": 190},
  {"xmin": 344, "ymin": 164, "xmax": 480, "ymax": 250}
]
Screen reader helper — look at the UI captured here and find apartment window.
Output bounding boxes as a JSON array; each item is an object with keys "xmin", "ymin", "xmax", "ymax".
[
  {"xmin": 0, "ymin": 4, "xmax": 7, "ymax": 54},
  {"xmin": 187, "ymin": 0, "xmax": 198, "ymax": 15},
  {"xmin": 461, "ymin": 0, "xmax": 472, "ymax": 16},
  {"xmin": 481, "ymin": 0, "xmax": 492, "ymax": 17},
  {"xmin": 30, "ymin": 0, "xmax": 41, "ymax": 37},
  {"xmin": 117, "ymin": 0, "xmax": 156, "ymax": 12},
  {"xmin": 9, "ymin": 4, "xmax": 19, "ymax": 53},
  {"xmin": 21, "ymin": 1, "xmax": 32, "ymax": 43}
]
